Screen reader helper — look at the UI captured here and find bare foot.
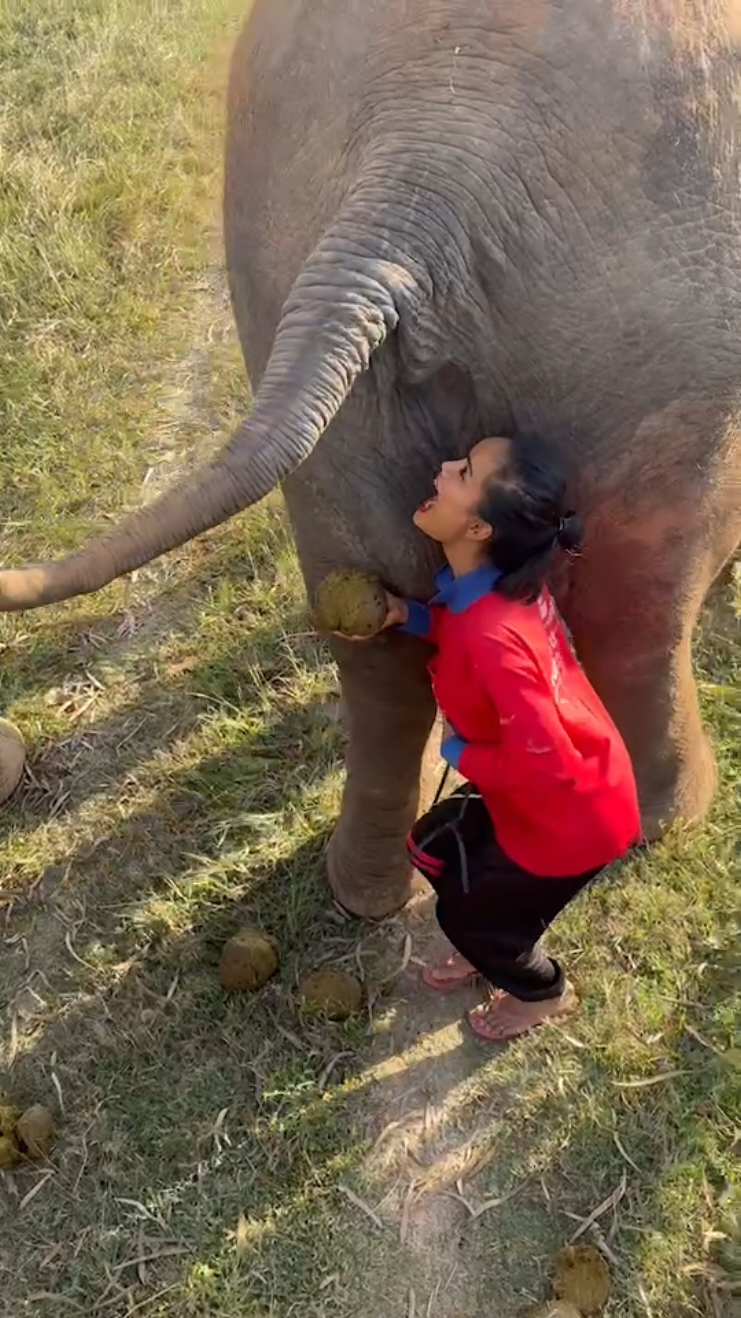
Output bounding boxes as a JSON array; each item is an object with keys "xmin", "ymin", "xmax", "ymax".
[
  {"xmin": 422, "ymin": 953, "xmax": 480, "ymax": 994},
  {"xmin": 467, "ymin": 984, "xmax": 577, "ymax": 1041}
]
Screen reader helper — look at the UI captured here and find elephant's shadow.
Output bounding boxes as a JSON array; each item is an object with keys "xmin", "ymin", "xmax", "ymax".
[
  {"xmin": 0, "ymin": 538, "xmax": 736, "ymax": 1314},
  {"xmin": 2, "ymin": 811, "xmax": 734, "ymax": 1317},
  {"xmin": 0, "ymin": 572, "xmax": 338, "ymax": 837}
]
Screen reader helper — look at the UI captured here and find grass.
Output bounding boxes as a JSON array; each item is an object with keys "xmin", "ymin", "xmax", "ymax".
[{"xmin": 0, "ymin": 3, "xmax": 739, "ymax": 1316}]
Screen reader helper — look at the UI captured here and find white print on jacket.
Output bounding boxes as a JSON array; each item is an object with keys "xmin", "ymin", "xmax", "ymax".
[{"xmin": 538, "ymin": 593, "xmax": 566, "ymax": 706}]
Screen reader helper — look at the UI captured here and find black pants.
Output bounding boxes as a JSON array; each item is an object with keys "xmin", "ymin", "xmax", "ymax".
[{"xmin": 408, "ymin": 787, "xmax": 602, "ymax": 1002}]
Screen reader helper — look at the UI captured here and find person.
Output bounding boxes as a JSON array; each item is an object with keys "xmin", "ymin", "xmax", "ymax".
[{"xmin": 362, "ymin": 434, "xmax": 642, "ymax": 1042}]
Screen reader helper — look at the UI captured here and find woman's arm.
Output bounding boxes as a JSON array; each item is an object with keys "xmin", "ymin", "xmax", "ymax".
[
  {"xmin": 395, "ymin": 597, "xmax": 439, "ymax": 642},
  {"xmin": 441, "ymin": 630, "xmax": 583, "ymax": 791},
  {"xmin": 336, "ymin": 592, "xmax": 439, "ymax": 643}
]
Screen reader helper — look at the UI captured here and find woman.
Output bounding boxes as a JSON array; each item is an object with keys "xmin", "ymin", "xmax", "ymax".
[{"xmin": 373, "ymin": 434, "xmax": 641, "ymax": 1042}]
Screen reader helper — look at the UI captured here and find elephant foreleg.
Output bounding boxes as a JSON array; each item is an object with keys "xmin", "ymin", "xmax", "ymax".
[{"xmin": 327, "ymin": 632, "xmax": 437, "ymax": 919}]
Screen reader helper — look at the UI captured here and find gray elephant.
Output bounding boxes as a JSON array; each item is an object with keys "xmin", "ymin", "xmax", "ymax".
[{"xmin": 1, "ymin": 0, "xmax": 739, "ymax": 917}]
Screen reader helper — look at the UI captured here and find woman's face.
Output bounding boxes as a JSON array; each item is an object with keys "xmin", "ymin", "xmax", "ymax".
[{"xmin": 413, "ymin": 437, "xmax": 509, "ymax": 544}]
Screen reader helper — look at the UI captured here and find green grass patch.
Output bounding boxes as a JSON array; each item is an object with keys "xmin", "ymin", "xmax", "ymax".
[{"xmin": 0, "ymin": 4, "xmax": 738, "ymax": 1317}]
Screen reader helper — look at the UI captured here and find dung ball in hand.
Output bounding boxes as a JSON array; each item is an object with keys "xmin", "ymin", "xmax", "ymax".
[{"xmin": 311, "ymin": 571, "xmax": 388, "ymax": 638}]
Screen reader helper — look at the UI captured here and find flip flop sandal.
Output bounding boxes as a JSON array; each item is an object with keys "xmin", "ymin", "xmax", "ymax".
[
  {"xmin": 466, "ymin": 988, "xmax": 577, "ymax": 1043},
  {"xmin": 422, "ymin": 961, "xmax": 482, "ymax": 994}
]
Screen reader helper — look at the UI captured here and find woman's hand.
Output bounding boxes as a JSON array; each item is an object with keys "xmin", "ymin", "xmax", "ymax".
[
  {"xmin": 441, "ymin": 717, "xmax": 457, "ymax": 742},
  {"xmin": 334, "ymin": 592, "xmax": 408, "ymax": 641},
  {"xmin": 382, "ymin": 592, "xmax": 408, "ymax": 630}
]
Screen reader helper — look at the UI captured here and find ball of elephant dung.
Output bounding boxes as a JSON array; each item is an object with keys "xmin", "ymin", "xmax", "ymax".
[
  {"xmin": 15, "ymin": 1104, "xmax": 56, "ymax": 1160},
  {"xmin": 0, "ymin": 1101, "xmax": 22, "ymax": 1137},
  {"xmin": 525, "ymin": 1303, "xmax": 584, "ymax": 1318},
  {"xmin": 219, "ymin": 928, "xmax": 279, "ymax": 992},
  {"xmin": 0, "ymin": 1133, "xmax": 22, "ymax": 1170},
  {"xmin": 311, "ymin": 571, "xmax": 388, "ymax": 638},
  {"xmin": 0, "ymin": 718, "xmax": 26, "ymax": 805},
  {"xmin": 552, "ymin": 1244, "xmax": 611, "ymax": 1316},
  {"xmin": 299, "ymin": 969, "xmax": 363, "ymax": 1020}
]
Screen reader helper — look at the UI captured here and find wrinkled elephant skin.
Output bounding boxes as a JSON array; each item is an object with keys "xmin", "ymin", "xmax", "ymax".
[{"xmin": 1, "ymin": 1, "xmax": 740, "ymax": 917}]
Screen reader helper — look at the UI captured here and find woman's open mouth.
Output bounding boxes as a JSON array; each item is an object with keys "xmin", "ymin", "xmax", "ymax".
[{"xmin": 417, "ymin": 494, "xmax": 437, "ymax": 513}]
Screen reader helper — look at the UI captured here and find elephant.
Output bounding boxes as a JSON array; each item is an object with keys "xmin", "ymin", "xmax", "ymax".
[{"xmin": 0, "ymin": 0, "xmax": 739, "ymax": 918}]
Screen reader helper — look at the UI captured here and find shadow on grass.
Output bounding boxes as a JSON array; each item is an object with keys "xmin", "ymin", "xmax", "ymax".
[
  {"xmin": 0, "ymin": 554, "xmax": 736, "ymax": 1316},
  {"xmin": 2, "ymin": 829, "xmax": 736, "ymax": 1314},
  {"xmin": 0, "ymin": 588, "xmax": 330, "ymax": 839}
]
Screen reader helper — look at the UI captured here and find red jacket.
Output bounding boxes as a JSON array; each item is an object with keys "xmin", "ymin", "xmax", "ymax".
[{"xmin": 401, "ymin": 565, "xmax": 641, "ymax": 877}]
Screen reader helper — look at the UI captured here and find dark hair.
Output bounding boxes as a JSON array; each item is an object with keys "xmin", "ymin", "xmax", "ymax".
[{"xmin": 477, "ymin": 433, "xmax": 582, "ymax": 603}]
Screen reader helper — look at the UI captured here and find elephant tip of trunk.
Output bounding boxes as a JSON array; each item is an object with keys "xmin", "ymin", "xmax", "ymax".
[{"xmin": 0, "ymin": 566, "xmax": 53, "ymax": 612}]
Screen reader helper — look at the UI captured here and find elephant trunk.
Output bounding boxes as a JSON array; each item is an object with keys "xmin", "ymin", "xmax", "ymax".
[{"xmin": 0, "ymin": 235, "xmax": 421, "ymax": 611}]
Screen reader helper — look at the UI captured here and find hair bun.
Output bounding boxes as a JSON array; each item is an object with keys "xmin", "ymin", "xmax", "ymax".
[{"xmin": 557, "ymin": 511, "xmax": 582, "ymax": 552}]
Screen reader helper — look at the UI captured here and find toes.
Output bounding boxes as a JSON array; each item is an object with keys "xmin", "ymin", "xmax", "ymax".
[
  {"xmin": 467, "ymin": 993, "xmax": 576, "ymax": 1042},
  {"xmin": 467, "ymin": 1005, "xmax": 516, "ymax": 1041}
]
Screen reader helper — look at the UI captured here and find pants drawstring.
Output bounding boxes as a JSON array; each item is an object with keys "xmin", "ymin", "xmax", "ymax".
[{"xmin": 413, "ymin": 791, "xmax": 481, "ymax": 895}]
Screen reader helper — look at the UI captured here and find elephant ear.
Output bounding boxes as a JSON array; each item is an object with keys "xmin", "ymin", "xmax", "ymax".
[{"xmin": 0, "ymin": 229, "xmax": 424, "ymax": 611}]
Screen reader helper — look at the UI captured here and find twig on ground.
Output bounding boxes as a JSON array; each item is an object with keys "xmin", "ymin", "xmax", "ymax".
[
  {"xmin": 318, "ymin": 1051, "xmax": 352, "ymax": 1090},
  {"xmin": 354, "ymin": 939, "xmax": 365, "ymax": 983},
  {"xmin": 338, "ymin": 1183, "xmax": 386, "ymax": 1231},
  {"xmin": 121, "ymin": 1282, "xmax": 180, "ymax": 1315},
  {"xmin": 567, "ymin": 1172, "xmax": 627, "ymax": 1242},
  {"xmin": 470, "ymin": 1178, "xmax": 531, "ymax": 1220},
  {"xmin": 685, "ymin": 1024, "xmax": 723, "ymax": 1055},
  {"xmin": 7, "ymin": 1012, "xmax": 19, "ymax": 1067},
  {"xmin": 50, "ymin": 1067, "xmax": 65, "ymax": 1116},
  {"xmin": 372, "ymin": 1109, "xmax": 425, "ymax": 1152},
  {"xmin": 28, "ymin": 1297, "xmax": 84, "ymax": 1312},
  {"xmin": 589, "ymin": 1223, "xmax": 621, "ymax": 1269},
  {"xmin": 112, "ymin": 1246, "xmax": 188, "ymax": 1275},
  {"xmin": 612, "ymin": 1128, "xmax": 642, "ymax": 1175},
  {"xmin": 64, "ymin": 931, "xmax": 94, "ymax": 969},
  {"xmin": 436, "ymin": 1176, "xmax": 529, "ymax": 1219},
  {"xmin": 19, "ymin": 1171, "xmax": 55, "ymax": 1210},
  {"xmin": 637, "ymin": 1281, "xmax": 654, "ymax": 1317},
  {"xmin": 399, "ymin": 1180, "xmax": 419, "ymax": 1244},
  {"xmin": 274, "ymin": 1022, "xmax": 305, "ymax": 1051},
  {"xmin": 613, "ymin": 1069, "xmax": 687, "ymax": 1088}
]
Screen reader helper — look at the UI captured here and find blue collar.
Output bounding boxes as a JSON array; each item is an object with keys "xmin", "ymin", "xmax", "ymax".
[{"xmin": 431, "ymin": 563, "xmax": 502, "ymax": 613}]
